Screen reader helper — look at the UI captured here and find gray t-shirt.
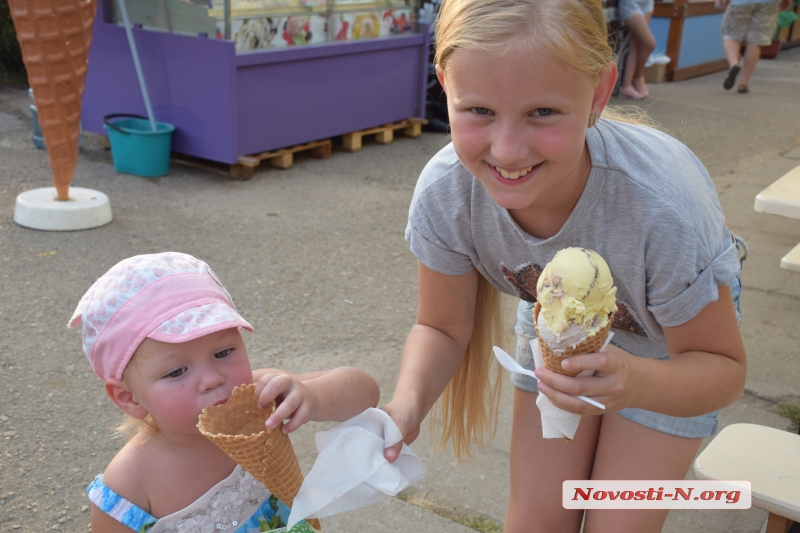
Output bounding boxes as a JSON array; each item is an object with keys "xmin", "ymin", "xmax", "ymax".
[{"xmin": 405, "ymin": 118, "xmax": 740, "ymax": 360}]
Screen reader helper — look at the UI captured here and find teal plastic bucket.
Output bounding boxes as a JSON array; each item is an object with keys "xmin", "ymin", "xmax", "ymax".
[{"xmin": 103, "ymin": 114, "xmax": 175, "ymax": 177}]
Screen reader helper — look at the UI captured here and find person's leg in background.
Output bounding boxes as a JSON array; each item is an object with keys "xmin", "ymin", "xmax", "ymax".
[
  {"xmin": 632, "ymin": 12, "xmax": 654, "ymax": 97},
  {"xmin": 720, "ymin": 3, "xmax": 755, "ymax": 90},
  {"xmin": 722, "ymin": 37, "xmax": 743, "ymax": 72},
  {"xmin": 738, "ymin": 1, "xmax": 782, "ymax": 91},
  {"xmin": 619, "ymin": 13, "xmax": 656, "ymax": 99},
  {"xmin": 738, "ymin": 43, "xmax": 761, "ymax": 90}
]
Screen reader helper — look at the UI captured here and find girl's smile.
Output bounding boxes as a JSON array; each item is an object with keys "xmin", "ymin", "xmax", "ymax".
[{"xmin": 489, "ymin": 162, "xmax": 540, "ymax": 183}]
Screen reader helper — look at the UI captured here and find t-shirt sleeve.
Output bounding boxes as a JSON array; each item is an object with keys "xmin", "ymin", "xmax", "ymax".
[
  {"xmin": 405, "ymin": 150, "xmax": 476, "ymax": 276},
  {"xmin": 641, "ymin": 178, "xmax": 741, "ymax": 327}
]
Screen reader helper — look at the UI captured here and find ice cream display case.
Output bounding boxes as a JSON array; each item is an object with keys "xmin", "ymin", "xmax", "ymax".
[{"xmin": 82, "ymin": 0, "xmax": 427, "ymax": 167}]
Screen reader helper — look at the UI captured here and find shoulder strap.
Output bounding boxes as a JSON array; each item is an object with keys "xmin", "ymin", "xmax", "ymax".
[{"xmin": 87, "ymin": 475, "xmax": 158, "ymax": 532}]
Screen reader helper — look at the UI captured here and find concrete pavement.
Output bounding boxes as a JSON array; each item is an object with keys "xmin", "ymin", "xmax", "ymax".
[{"xmin": 0, "ymin": 45, "xmax": 799, "ymax": 533}]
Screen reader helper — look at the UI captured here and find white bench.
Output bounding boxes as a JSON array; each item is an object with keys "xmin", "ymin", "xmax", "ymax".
[
  {"xmin": 755, "ymin": 164, "xmax": 800, "ymax": 272},
  {"xmin": 694, "ymin": 423, "xmax": 800, "ymax": 533}
]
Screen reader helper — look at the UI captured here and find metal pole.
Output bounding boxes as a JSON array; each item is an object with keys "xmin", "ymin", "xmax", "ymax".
[{"xmin": 116, "ymin": 0, "xmax": 157, "ymax": 131}]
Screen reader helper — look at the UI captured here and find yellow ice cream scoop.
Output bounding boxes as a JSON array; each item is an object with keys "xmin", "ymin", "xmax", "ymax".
[{"xmin": 536, "ymin": 247, "xmax": 617, "ymax": 337}]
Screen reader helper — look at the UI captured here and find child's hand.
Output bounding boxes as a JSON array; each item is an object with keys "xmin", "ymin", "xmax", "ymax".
[
  {"xmin": 254, "ymin": 371, "xmax": 320, "ymax": 433},
  {"xmin": 533, "ymin": 345, "xmax": 639, "ymax": 415},
  {"xmin": 381, "ymin": 400, "xmax": 422, "ymax": 462}
]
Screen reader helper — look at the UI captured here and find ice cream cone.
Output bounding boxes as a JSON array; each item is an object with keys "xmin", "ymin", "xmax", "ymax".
[
  {"xmin": 533, "ymin": 303, "xmax": 613, "ymax": 378},
  {"xmin": 197, "ymin": 384, "xmax": 320, "ymax": 530},
  {"xmin": 8, "ymin": 0, "xmax": 97, "ymax": 201}
]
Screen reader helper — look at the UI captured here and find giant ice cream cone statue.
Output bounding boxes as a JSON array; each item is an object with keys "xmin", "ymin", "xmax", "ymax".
[
  {"xmin": 9, "ymin": 0, "xmax": 97, "ymax": 201},
  {"xmin": 198, "ymin": 384, "xmax": 321, "ymax": 530}
]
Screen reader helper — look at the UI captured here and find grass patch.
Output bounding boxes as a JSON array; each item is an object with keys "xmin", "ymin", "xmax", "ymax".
[
  {"xmin": 397, "ymin": 492, "xmax": 503, "ymax": 533},
  {"xmin": 776, "ymin": 402, "xmax": 800, "ymax": 432}
]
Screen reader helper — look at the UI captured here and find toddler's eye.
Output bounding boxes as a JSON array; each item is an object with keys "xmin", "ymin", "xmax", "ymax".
[
  {"xmin": 471, "ymin": 107, "xmax": 491, "ymax": 115},
  {"xmin": 533, "ymin": 108, "xmax": 554, "ymax": 117},
  {"xmin": 215, "ymin": 348, "xmax": 234, "ymax": 359},
  {"xmin": 166, "ymin": 367, "xmax": 186, "ymax": 378}
]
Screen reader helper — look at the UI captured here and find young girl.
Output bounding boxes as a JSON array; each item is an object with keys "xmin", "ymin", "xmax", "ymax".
[
  {"xmin": 381, "ymin": 1, "xmax": 746, "ymax": 532},
  {"xmin": 70, "ymin": 252, "xmax": 379, "ymax": 533}
]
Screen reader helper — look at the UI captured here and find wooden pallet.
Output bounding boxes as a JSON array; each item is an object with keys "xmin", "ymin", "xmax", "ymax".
[
  {"xmin": 169, "ymin": 117, "xmax": 427, "ymax": 178},
  {"xmin": 339, "ymin": 118, "xmax": 428, "ymax": 152},
  {"xmin": 236, "ymin": 139, "xmax": 333, "ymax": 177},
  {"xmin": 171, "ymin": 139, "xmax": 332, "ymax": 179}
]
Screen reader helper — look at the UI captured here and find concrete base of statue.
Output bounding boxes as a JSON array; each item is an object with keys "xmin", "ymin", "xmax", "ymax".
[{"xmin": 14, "ymin": 187, "xmax": 113, "ymax": 231}]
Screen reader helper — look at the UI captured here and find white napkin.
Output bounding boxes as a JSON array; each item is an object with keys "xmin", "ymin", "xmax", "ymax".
[
  {"xmin": 286, "ymin": 408, "xmax": 426, "ymax": 529},
  {"xmin": 529, "ymin": 333, "xmax": 613, "ymax": 440}
]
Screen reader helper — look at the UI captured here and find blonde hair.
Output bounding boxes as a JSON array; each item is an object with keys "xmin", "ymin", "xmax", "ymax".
[
  {"xmin": 435, "ymin": 0, "xmax": 613, "ymax": 83},
  {"xmin": 434, "ymin": 0, "xmax": 660, "ymax": 129},
  {"xmin": 431, "ymin": 274, "xmax": 505, "ymax": 461}
]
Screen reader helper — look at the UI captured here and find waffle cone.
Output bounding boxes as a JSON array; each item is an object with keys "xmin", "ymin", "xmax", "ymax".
[
  {"xmin": 197, "ymin": 384, "xmax": 320, "ymax": 530},
  {"xmin": 533, "ymin": 303, "xmax": 613, "ymax": 378},
  {"xmin": 8, "ymin": 0, "xmax": 97, "ymax": 200}
]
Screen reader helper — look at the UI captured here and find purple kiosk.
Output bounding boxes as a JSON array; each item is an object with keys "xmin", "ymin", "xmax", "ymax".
[{"xmin": 82, "ymin": 0, "xmax": 428, "ymax": 169}]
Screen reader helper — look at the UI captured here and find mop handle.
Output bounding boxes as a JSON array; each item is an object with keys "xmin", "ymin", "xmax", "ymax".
[{"xmin": 116, "ymin": 0, "xmax": 157, "ymax": 132}]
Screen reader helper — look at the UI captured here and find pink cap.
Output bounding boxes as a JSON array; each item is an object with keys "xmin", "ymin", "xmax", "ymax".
[{"xmin": 68, "ymin": 252, "xmax": 253, "ymax": 381}]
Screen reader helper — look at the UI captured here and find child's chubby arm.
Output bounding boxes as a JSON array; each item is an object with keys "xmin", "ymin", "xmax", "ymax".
[
  {"xmin": 382, "ymin": 263, "xmax": 479, "ymax": 461},
  {"xmin": 535, "ymin": 285, "xmax": 747, "ymax": 417},
  {"xmin": 252, "ymin": 366, "xmax": 380, "ymax": 433}
]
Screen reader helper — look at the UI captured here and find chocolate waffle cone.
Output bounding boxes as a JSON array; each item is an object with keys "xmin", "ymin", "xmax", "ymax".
[
  {"xmin": 198, "ymin": 384, "xmax": 320, "ymax": 530},
  {"xmin": 533, "ymin": 303, "xmax": 613, "ymax": 378},
  {"xmin": 8, "ymin": 0, "xmax": 97, "ymax": 200}
]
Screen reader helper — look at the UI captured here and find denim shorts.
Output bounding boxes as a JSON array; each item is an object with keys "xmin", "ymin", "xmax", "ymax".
[{"xmin": 511, "ymin": 247, "xmax": 745, "ymax": 439}]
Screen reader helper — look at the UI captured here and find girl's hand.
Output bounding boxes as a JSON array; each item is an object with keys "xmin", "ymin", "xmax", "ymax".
[
  {"xmin": 533, "ymin": 344, "xmax": 640, "ymax": 415},
  {"xmin": 254, "ymin": 372, "xmax": 320, "ymax": 433},
  {"xmin": 381, "ymin": 400, "xmax": 422, "ymax": 462}
]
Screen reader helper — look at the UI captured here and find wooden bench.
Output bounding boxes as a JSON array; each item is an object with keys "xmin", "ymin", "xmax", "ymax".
[
  {"xmin": 694, "ymin": 423, "xmax": 800, "ymax": 533},
  {"xmin": 755, "ymin": 164, "xmax": 800, "ymax": 272}
]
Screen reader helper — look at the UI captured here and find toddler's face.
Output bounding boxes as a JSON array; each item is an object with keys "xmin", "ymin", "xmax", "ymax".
[
  {"xmin": 124, "ymin": 327, "xmax": 253, "ymax": 436},
  {"xmin": 440, "ymin": 46, "xmax": 601, "ymax": 222}
]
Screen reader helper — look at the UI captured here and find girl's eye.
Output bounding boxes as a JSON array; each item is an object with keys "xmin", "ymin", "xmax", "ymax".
[
  {"xmin": 471, "ymin": 107, "xmax": 491, "ymax": 115},
  {"xmin": 166, "ymin": 367, "xmax": 186, "ymax": 378},
  {"xmin": 215, "ymin": 348, "xmax": 234, "ymax": 360},
  {"xmin": 533, "ymin": 108, "xmax": 554, "ymax": 117}
]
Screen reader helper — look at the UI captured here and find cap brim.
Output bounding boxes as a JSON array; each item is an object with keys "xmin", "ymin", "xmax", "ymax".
[{"xmin": 146, "ymin": 303, "xmax": 254, "ymax": 343}]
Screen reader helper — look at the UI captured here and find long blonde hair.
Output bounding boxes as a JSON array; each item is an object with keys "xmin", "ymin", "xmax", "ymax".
[
  {"xmin": 431, "ymin": 274, "xmax": 505, "ymax": 461},
  {"xmin": 429, "ymin": 0, "xmax": 618, "ymax": 460}
]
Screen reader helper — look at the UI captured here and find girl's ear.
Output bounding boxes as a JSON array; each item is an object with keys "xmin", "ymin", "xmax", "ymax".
[
  {"xmin": 592, "ymin": 62, "xmax": 619, "ymax": 115},
  {"xmin": 436, "ymin": 65, "xmax": 447, "ymax": 94},
  {"xmin": 104, "ymin": 379, "xmax": 149, "ymax": 419}
]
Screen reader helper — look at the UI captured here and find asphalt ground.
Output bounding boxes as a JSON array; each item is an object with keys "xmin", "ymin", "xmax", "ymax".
[{"xmin": 0, "ymin": 45, "xmax": 799, "ymax": 533}]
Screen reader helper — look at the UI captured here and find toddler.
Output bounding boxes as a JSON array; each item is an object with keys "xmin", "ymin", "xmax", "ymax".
[{"xmin": 70, "ymin": 252, "xmax": 379, "ymax": 532}]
